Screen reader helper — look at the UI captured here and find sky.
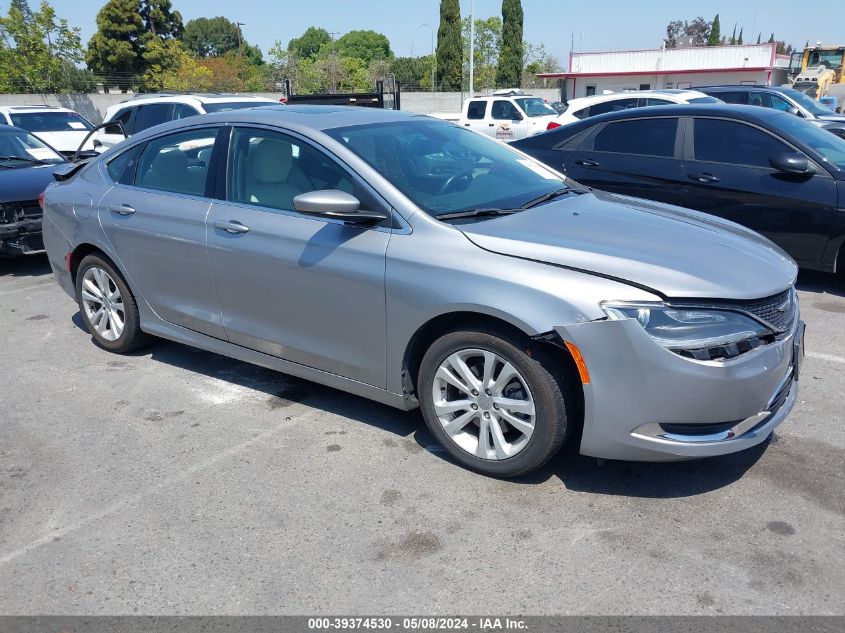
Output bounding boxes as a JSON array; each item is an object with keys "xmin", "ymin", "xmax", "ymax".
[{"xmin": 13, "ymin": 0, "xmax": 845, "ymax": 66}]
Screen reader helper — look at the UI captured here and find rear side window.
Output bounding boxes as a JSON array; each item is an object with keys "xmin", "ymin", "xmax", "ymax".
[
  {"xmin": 572, "ymin": 107, "xmax": 590, "ymax": 120},
  {"xmin": 135, "ymin": 127, "xmax": 219, "ymax": 196},
  {"xmin": 694, "ymin": 119, "xmax": 790, "ymax": 168},
  {"xmin": 133, "ymin": 103, "xmax": 173, "ymax": 133},
  {"xmin": 712, "ymin": 91, "xmax": 746, "ymax": 105},
  {"xmin": 644, "ymin": 98, "xmax": 673, "ymax": 107},
  {"xmin": 111, "ymin": 108, "xmax": 135, "ymax": 134},
  {"xmin": 173, "ymin": 103, "xmax": 200, "ymax": 119},
  {"xmin": 466, "ymin": 101, "xmax": 487, "ymax": 120},
  {"xmin": 589, "ymin": 98, "xmax": 639, "ymax": 117},
  {"xmin": 106, "ymin": 144, "xmax": 142, "ymax": 185},
  {"xmin": 593, "ymin": 118, "xmax": 678, "ymax": 157}
]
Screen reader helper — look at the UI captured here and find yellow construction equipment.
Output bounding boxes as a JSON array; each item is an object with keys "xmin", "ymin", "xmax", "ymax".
[{"xmin": 787, "ymin": 44, "xmax": 845, "ymax": 113}]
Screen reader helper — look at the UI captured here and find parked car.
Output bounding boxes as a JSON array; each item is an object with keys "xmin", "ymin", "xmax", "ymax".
[
  {"xmin": 0, "ymin": 105, "xmax": 95, "ymax": 158},
  {"xmin": 431, "ymin": 89, "xmax": 560, "ymax": 140},
  {"xmin": 92, "ymin": 93, "xmax": 280, "ymax": 150},
  {"xmin": 514, "ymin": 104, "xmax": 845, "ymax": 273},
  {"xmin": 0, "ymin": 126, "xmax": 68, "ymax": 256},
  {"xmin": 549, "ymin": 89, "xmax": 721, "ymax": 129},
  {"xmin": 43, "ymin": 106, "xmax": 802, "ymax": 477},
  {"xmin": 697, "ymin": 85, "xmax": 845, "ymax": 139}
]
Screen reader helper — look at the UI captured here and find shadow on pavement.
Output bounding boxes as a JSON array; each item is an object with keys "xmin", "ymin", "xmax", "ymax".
[
  {"xmin": 797, "ymin": 269, "xmax": 845, "ymax": 298},
  {"xmin": 0, "ymin": 254, "xmax": 51, "ymax": 277}
]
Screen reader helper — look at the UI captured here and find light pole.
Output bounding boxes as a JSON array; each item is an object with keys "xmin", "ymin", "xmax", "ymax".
[
  {"xmin": 469, "ymin": 0, "xmax": 475, "ymax": 95},
  {"xmin": 419, "ymin": 24, "xmax": 435, "ymax": 91}
]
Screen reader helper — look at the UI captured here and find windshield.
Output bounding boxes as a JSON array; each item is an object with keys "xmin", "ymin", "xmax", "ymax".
[
  {"xmin": 202, "ymin": 101, "xmax": 272, "ymax": 113},
  {"xmin": 0, "ymin": 128, "xmax": 65, "ymax": 165},
  {"xmin": 514, "ymin": 98, "xmax": 559, "ymax": 117},
  {"xmin": 779, "ymin": 88, "xmax": 834, "ymax": 116},
  {"xmin": 688, "ymin": 96, "xmax": 723, "ymax": 104},
  {"xmin": 775, "ymin": 113, "xmax": 845, "ymax": 170},
  {"xmin": 325, "ymin": 119, "xmax": 567, "ymax": 217},
  {"xmin": 9, "ymin": 111, "xmax": 93, "ymax": 132}
]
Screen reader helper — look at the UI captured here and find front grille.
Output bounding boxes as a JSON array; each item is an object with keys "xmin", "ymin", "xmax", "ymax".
[{"xmin": 0, "ymin": 200, "xmax": 42, "ymax": 224}]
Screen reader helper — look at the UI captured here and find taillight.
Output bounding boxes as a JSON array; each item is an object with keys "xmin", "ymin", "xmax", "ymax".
[
  {"xmin": 546, "ymin": 121, "xmax": 562, "ymax": 131},
  {"xmin": 38, "ymin": 191, "xmax": 45, "ymax": 210}
]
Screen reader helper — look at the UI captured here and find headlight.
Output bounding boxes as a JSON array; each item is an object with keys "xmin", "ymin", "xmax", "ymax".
[{"xmin": 602, "ymin": 302, "xmax": 774, "ymax": 360}]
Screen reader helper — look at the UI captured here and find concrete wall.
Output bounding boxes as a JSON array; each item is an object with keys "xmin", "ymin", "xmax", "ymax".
[{"xmin": 0, "ymin": 88, "xmax": 563, "ymax": 122}]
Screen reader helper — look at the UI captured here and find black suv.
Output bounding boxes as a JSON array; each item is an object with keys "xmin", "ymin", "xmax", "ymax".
[{"xmin": 698, "ymin": 85, "xmax": 845, "ymax": 139}]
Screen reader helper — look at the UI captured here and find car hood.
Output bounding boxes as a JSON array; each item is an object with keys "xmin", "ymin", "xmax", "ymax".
[
  {"xmin": 816, "ymin": 113, "xmax": 845, "ymax": 123},
  {"xmin": 0, "ymin": 163, "xmax": 66, "ymax": 204},
  {"xmin": 29, "ymin": 130, "xmax": 92, "ymax": 153},
  {"xmin": 457, "ymin": 190, "xmax": 797, "ymax": 300}
]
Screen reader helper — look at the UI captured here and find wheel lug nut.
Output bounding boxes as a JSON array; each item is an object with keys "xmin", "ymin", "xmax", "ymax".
[
  {"xmin": 485, "ymin": 389, "xmax": 492, "ymax": 396},
  {"xmin": 483, "ymin": 412, "xmax": 490, "ymax": 419},
  {"xmin": 471, "ymin": 404, "xmax": 478, "ymax": 410},
  {"xmin": 471, "ymin": 390, "xmax": 479, "ymax": 396},
  {"xmin": 493, "ymin": 404, "xmax": 499, "ymax": 410}
]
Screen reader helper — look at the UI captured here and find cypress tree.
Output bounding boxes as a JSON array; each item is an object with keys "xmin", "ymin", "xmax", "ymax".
[
  {"xmin": 436, "ymin": 0, "xmax": 462, "ymax": 90},
  {"xmin": 738, "ymin": 28, "xmax": 744, "ymax": 45},
  {"xmin": 496, "ymin": 0, "xmax": 524, "ymax": 88},
  {"xmin": 708, "ymin": 14, "xmax": 720, "ymax": 46},
  {"xmin": 730, "ymin": 24, "xmax": 736, "ymax": 45}
]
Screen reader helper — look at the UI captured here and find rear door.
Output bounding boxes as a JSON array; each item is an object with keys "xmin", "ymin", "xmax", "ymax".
[
  {"xmin": 561, "ymin": 116, "xmax": 685, "ymax": 205},
  {"xmin": 97, "ymin": 125, "xmax": 226, "ymax": 338},
  {"xmin": 681, "ymin": 117, "xmax": 838, "ymax": 263}
]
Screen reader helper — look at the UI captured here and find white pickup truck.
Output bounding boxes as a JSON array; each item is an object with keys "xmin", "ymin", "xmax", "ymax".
[{"xmin": 431, "ymin": 90, "xmax": 560, "ymax": 141}]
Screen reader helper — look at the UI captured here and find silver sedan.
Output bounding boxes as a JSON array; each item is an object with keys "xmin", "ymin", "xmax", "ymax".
[{"xmin": 42, "ymin": 106, "xmax": 804, "ymax": 477}]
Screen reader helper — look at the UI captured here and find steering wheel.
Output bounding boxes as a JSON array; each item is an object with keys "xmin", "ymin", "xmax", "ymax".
[{"xmin": 438, "ymin": 172, "xmax": 473, "ymax": 195}]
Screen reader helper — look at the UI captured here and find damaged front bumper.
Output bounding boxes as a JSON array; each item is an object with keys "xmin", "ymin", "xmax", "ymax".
[{"xmin": 1, "ymin": 202, "xmax": 44, "ymax": 256}]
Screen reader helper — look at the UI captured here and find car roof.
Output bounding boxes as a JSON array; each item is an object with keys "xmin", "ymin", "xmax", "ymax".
[
  {"xmin": 567, "ymin": 103, "xmax": 787, "ymax": 123},
  {"xmin": 105, "ymin": 93, "xmax": 278, "ymax": 111},
  {"xmin": 0, "ymin": 105, "xmax": 78, "ymax": 113},
  {"xmin": 698, "ymin": 85, "xmax": 791, "ymax": 93},
  {"xmin": 566, "ymin": 90, "xmax": 709, "ymax": 107}
]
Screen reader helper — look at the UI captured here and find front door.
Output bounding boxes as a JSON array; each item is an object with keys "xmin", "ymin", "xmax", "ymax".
[
  {"xmin": 205, "ymin": 126, "xmax": 391, "ymax": 387},
  {"xmin": 98, "ymin": 126, "xmax": 226, "ymax": 339},
  {"xmin": 682, "ymin": 117, "xmax": 838, "ymax": 264},
  {"xmin": 563, "ymin": 116, "xmax": 684, "ymax": 206}
]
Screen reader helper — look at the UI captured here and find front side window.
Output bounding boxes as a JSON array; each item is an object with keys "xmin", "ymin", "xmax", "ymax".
[
  {"xmin": 593, "ymin": 118, "xmax": 677, "ymax": 157},
  {"xmin": 9, "ymin": 111, "xmax": 93, "ymax": 132},
  {"xmin": 325, "ymin": 119, "xmax": 568, "ymax": 217},
  {"xmin": 768, "ymin": 114, "xmax": 845, "ymax": 171},
  {"xmin": 135, "ymin": 127, "xmax": 219, "ymax": 196},
  {"xmin": 227, "ymin": 127, "xmax": 374, "ymax": 213},
  {"xmin": 491, "ymin": 100, "xmax": 521, "ymax": 120},
  {"xmin": 693, "ymin": 119, "xmax": 790, "ymax": 168},
  {"xmin": 111, "ymin": 108, "xmax": 135, "ymax": 134},
  {"xmin": 173, "ymin": 104, "xmax": 200, "ymax": 120},
  {"xmin": 712, "ymin": 92, "xmax": 746, "ymax": 105}
]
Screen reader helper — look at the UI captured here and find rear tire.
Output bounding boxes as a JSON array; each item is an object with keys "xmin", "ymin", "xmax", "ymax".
[
  {"xmin": 418, "ymin": 327, "xmax": 569, "ymax": 478},
  {"xmin": 75, "ymin": 254, "xmax": 150, "ymax": 353}
]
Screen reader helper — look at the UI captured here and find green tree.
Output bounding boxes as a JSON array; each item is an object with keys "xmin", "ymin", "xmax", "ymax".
[
  {"xmin": 496, "ymin": 0, "xmax": 523, "ymax": 87},
  {"xmin": 738, "ymin": 28, "xmax": 743, "ymax": 45},
  {"xmin": 336, "ymin": 29, "xmax": 392, "ymax": 63},
  {"xmin": 729, "ymin": 24, "xmax": 736, "ymax": 45},
  {"xmin": 708, "ymin": 14, "xmax": 720, "ymax": 46},
  {"xmin": 461, "ymin": 16, "xmax": 501, "ymax": 90},
  {"xmin": 436, "ymin": 0, "xmax": 462, "ymax": 90},
  {"xmin": 141, "ymin": 0, "xmax": 182, "ymax": 39},
  {"xmin": 390, "ymin": 55, "xmax": 432, "ymax": 86},
  {"xmin": 0, "ymin": 0, "xmax": 84, "ymax": 93},
  {"xmin": 85, "ymin": 0, "xmax": 145, "ymax": 86},
  {"xmin": 9, "ymin": 0, "xmax": 33, "ymax": 21},
  {"xmin": 522, "ymin": 42, "xmax": 561, "ymax": 88},
  {"xmin": 142, "ymin": 37, "xmax": 212, "ymax": 91},
  {"xmin": 183, "ymin": 16, "xmax": 240, "ymax": 57},
  {"xmin": 288, "ymin": 26, "xmax": 331, "ymax": 60}
]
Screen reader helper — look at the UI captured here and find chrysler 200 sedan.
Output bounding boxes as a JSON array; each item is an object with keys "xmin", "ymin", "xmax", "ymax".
[{"xmin": 42, "ymin": 106, "xmax": 804, "ymax": 477}]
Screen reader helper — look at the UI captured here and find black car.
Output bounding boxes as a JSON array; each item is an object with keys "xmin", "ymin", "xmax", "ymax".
[
  {"xmin": 513, "ymin": 104, "xmax": 845, "ymax": 273},
  {"xmin": 697, "ymin": 85, "xmax": 845, "ymax": 139},
  {"xmin": 0, "ymin": 126, "xmax": 68, "ymax": 256}
]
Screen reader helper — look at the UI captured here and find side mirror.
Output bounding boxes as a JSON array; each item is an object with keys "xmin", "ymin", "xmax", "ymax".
[
  {"xmin": 770, "ymin": 152, "xmax": 814, "ymax": 176},
  {"xmin": 103, "ymin": 123, "xmax": 125, "ymax": 136},
  {"xmin": 293, "ymin": 190, "xmax": 387, "ymax": 225}
]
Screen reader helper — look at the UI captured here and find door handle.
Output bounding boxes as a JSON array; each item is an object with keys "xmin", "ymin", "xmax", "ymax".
[
  {"xmin": 575, "ymin": 159, "xmax": 601, "ymax": 167},
  {"xmin": 688, "ymin": 173, "xmax": 720, "ymax": 184},
  {"xmin": 213, "ymin": 220, "xmax": 250, "ymax": 234},
  {"xmin": 109, "ymin": 204, "xmax": 136, "ymax": 216},
  {"xmin": 488, "ymin": 123, "xmax": 495, "ymax": 127}
]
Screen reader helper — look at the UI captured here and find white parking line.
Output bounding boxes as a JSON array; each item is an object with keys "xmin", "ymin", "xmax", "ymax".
[{"xmin": 807, "ymin": 352, "xmax": 845, "ymax": 365}]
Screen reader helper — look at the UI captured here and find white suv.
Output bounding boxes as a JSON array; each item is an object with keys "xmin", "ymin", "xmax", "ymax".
[
  {"xmin": 549, "ymin": 89, "xmax": 722, "ymax": 129},
  {"xmin": 0, "ymin": 105, "xmax": 94, "ymax": 157},
  {"xmin": 93, "ymin": 93, "xmax": 280, "ymax": 150}
]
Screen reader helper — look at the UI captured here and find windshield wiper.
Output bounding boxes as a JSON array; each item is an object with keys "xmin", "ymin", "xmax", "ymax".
[
  {"xmin": 436, "ymin": 208, "xmax": 520, "ymax": 221},
  {"xmin": 520, "ymin": 187, "xmax": 574, "ymax": 209},
  {"xmin": 0, "ymin": 155, "xmax": 48, "ymax": 165}
]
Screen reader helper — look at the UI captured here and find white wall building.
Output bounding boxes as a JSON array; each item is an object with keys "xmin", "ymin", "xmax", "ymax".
[{"xmin": 539, "ymin": 44, "xmax": 790, "ymax": 99}]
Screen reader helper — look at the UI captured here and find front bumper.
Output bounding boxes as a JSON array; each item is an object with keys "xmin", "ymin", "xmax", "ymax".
[
  {"xmin": 556, "ymin": 316, "xmax": 803, "ymax": 462},
  {"xmin": 0, "ymin": 218, "xmax": 44, "ymax": 256}
]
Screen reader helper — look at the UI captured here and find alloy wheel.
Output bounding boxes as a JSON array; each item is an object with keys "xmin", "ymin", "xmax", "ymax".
[
  {"xmin": 431, "ymin": 348, "xmax": 536, "ymax": 460},
  {"xmin": 81, "ymin": 266, "xmax": 125, "ymax": 342}
]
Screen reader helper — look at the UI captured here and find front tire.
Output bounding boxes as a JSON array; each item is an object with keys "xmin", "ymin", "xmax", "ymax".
[
  {"xmin": 418, "ymin": 327, "xmax": 569, "ymax": 478},
  {"xmin": 75, "ymin": 254, "xmax": 150, "ymax": 353}
]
